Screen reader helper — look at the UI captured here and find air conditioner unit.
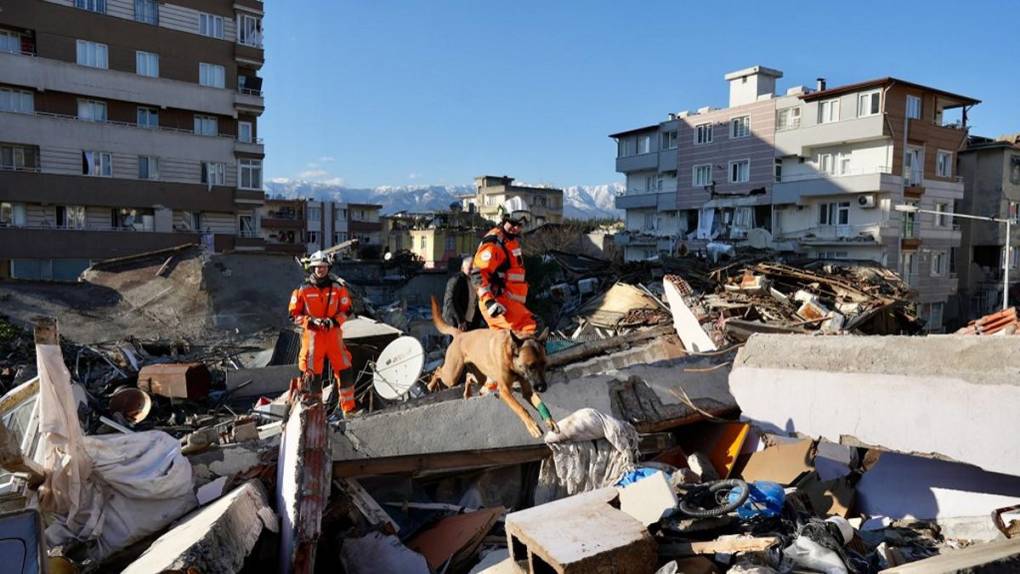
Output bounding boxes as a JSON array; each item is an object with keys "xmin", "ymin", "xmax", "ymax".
[{"xmin": 858, "ymin": 194, "xmax": 877, "ymax": 209}]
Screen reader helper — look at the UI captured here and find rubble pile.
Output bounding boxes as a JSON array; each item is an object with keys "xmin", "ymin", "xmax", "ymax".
[{"xmin": 955, "ymin": 306, "xmax": 1019, "ymax": 335}]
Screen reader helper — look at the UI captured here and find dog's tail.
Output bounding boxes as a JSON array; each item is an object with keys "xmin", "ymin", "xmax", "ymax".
[{"xmin": 431, "ymin": 296, "xmax": 461, "ymax": 337}]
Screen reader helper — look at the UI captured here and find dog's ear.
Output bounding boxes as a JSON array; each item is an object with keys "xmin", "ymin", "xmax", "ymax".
[
  {"xmin": 536, "ymin": 328, "xmax": 549, "ymax": 344},
  {"xmin": 509, "ymin": 330, "xmax": 524, "ymax": 349}
]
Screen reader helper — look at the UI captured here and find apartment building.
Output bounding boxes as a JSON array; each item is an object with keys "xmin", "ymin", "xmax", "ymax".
[
  {"xmin": 259, "ymin": 198, "xmax": 305, "ymax": 255},
  {"xmin": 347, "ymin": 203, "xmax": 383, "ymax": 248},
  {"xmin": 611, "ymin": 66, "xmax": 979, "ymax": 331},
  {"xmin": 305, "ymin": 200, "xmax": 349, "ymax": 254},
  {"xmin": 461, "ymin": 175, "xmax": 564, "ymax": 230},
  {"xmin": 409, "ymin": 228, "xmax": 481, "ymax": 270},
  {"xmin": 0, "ymin": 0, "xmax": 266, "ymax": 280},
  {"xmin": 955, "ymin": 135, "xmax": 1020, "ymax": 321}
]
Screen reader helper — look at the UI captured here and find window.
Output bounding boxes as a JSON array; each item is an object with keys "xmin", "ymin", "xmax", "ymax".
[
  {"xmin": 238, "ymin": 121, "xmax": 253, "ymax": 143},
  {"xmin": 928, "ymin": 302, "xmax": 944, "ymax": 329},
  {"xmin": 419, "ymin": 236, "xmax": 426, "ymax": 249},
  {"xmin": 819, "ymin": 99, "xmax": 840, "ymax": 123},
  {"xmin": 194, "ymin": 115, "xmax": 218, "ymax": 136},
  {"xmin": 637, "ymin": 134, "xmax": 651, "ymax": 154},
  {"xmin": 776, "ymin": 107, "xmax": 801, "ymax": 130},
  {"xmin": 904, "ymin": 146, "xmax": 924, "ymax": 186},
  {"xmin": 728, "ymin": 159, "xmax": 750, "ymax": 183},
  {"xmin": 774, "ymin": 159, "xmax": 782, "ymax": 183},
  {"xmin": 137, "ymin": 106, "xmax": 158, "ymax": 128},
  {"xmin": 307, "ymin": 231, "xmax": 319, "ymax": 244},
  {"xmin": 617, "ymin": 139, "xmax": 627, "ymax": 158},
  {"xmin": 77, "ymin": 99, "xmax": 107, "ymax": 122},
  {"xmin": 644, "ymin": 175, "xmax": 655, "ymax": 192},
  {"xmin": 818, "ymin": 153, "xmax": 834, "ymax": 175},
  {"xmin": 693, "ymin": 164, "xmax": 712, "ymax": 187},
  {"xmin": 56, "ymin": 206, "xmax": 86, "ymax": 229},
  {"xmin": 307, "ymin": 206, "xmax": 321, "ymax": 222},
  {"xmin": 730, "ymin": 116, "xmax": 750, "ymax": 139},
  {"xmin": 934, "ymin": 202, "xmax": 951, "ymax": 227},
  {"xmin": 858, "ymin": 90, "xmax": 881, "ymax": 117},
  {"xmin": 661, "ymin": 130, "xmax": 678, "ymax": 150},
  {"xmin": 1009, "ymin": 201, "xmax": 1020, "ymax": 222},
  {"xmin": 199, "ymin": 63, "xmax": 226, "ymax": 88},
  {"xmin": 643, "ymin": 213, "xmax": 654, "ymax": 231},
  {"xmin": 1011, "ymin": 156, "xmax": 1020, "ymax": 185},
  {"xmin": 134, "ymin": 0, "xmax": 158, "ymax": 24},
  {"xmin": 0, "ymin": 145, "xmax": 37, "ymax": 172},
  {"xmin": 0, "ymin": 30, "xmax": 20, "ymax": 54},
  {"xmin": 239, "ymin": 215, "xmax": 256, "ymax": 238},
  {"xmin": 238, "ymin": 14, "xmax": 261, "ymax": 47},
  {"xmin": 0, "ymin": 88, "xmax": 33, "ymax": 113},
  {"xmin": 136, "ymin": 51, "xmax": 159, "ymax": 77},
  {"xmin": 201, "ymin": 162, "xmax": 225, "ymax": 185},
  {"xmin": 906, "ymin": 95, "xmax": 922, "ymax": 120},
  {"xmin": 839, "ymin": 153, "xmax": 851, "ymax": 175},
  {"xmin": 936, "ymin": 150, "xmax": 953, "ymax": 178},
  {"xmin": 695, "ymin": 123, "xmax": 713, "ymax": 145},
  {"xmin": 138, "ymin": 156, "xmax": 158, "ymax": 180},
  {"xmin": 199, "ymin": 13, "xmax": 225, "ymax": 39},
  {"xmin": 81, "ymin": 151, "xmax": 112, "ymax": 176},
  {"xmin": 75, "ymin": 0, "xmax": 106, "ymax": 13},
  {"xmin": 239, "ymin": 159, "xmax": 262, "ymax": 190},
  {"xmin": 902, "ymin": 201, "xmax": 918, "ymax": 237},
  {"xmin": 819, "ymin": 202, "xmax": 850, "ymax": 226},
  {"xmin": 931, "ymin": 250, "xmax": 947, "ymax": 276},
  {"xmin": 335, "ymin": 231, "xmax": 348, "ymax": 243},
  {"xmin": 76, "ymin": 40, "xmax": 108, "ymax": 69}
]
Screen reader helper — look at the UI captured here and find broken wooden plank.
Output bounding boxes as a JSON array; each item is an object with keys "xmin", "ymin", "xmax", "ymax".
[
  {"xmin": 660, "ymin": 535, "xmax": 780, "ymax": 557},
  {"xmin": 335, "ymin": 478, "xmax": 399, "ymax": 534}
]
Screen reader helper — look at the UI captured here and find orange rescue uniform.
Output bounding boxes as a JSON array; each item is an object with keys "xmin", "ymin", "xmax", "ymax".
[
  {"xmin": 288, "ymin": 276, "xmax": 355, "ymax": 412},
  {"xmin": 470, "ymin": 226, "xmax": 537, "ymax": 333}
]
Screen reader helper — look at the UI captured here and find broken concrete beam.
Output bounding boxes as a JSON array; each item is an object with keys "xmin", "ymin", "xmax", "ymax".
[
  {"xmin": 505, "ymin": 488, "xmax": 656, "ymax": 574},
  {"xmin": 122, "ymin": 480, "xmax": 276, "ymax": 574},
  {"xmin": 879, "ymin": 537, "xmax": 1020, "ymax": 573},
  {"xmin": 663, "ymin": 276, "xmax": 718, "ymax": 353},
  {"xmin": 333, "ymin": 358, "xmax": 736, "ymax": 477},
  {"xmin": 277, "ymin": 397, "xmax": 330, "ymax": 574},
  {"xmin": 546, "ymin": 325, "xmax": 673, "ymax": 369},
  {"xmin": 554, "ymin": 335, "xmax": 686, "ymax": 381},
  {"xmin": 227, "ymin": 365, "xmax": 300, "ymax": 398},
  {"xmin": 187, "ymin": 435, "xmax": 280, "ymax": 488},
  {"xmin": 730, "ymin": 335, "xmax": 1020, "ymax": 477}
]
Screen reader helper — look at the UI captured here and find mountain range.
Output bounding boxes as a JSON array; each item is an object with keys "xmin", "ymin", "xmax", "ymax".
[{"xmin": 264, "ymin": 180, "xmax": 624, "ymax": 220}]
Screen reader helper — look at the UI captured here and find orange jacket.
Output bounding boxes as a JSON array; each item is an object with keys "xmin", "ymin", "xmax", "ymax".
[
  {"xmin": 288, "ymin": 276, "xmax": 352, "ymax": 330},
  {"xmin": 470, "ymin": 227, "xmax": 527, "ymax": 306}
]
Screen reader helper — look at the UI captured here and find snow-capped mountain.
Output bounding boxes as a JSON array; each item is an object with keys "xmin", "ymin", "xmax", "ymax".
[{"xmin": 264, "ymin": 180, "xmax": 624, "ymax": 220}]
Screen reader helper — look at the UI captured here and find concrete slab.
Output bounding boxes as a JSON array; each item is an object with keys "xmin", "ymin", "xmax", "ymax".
[
  {"xmin": 332, "ymin": 355, "xmax": 735, "ymax": 476},
  {"xmin": 880, "ymin": 537, "xmax": 1020, "ymax": 573},
  {"xmin": 618, "ymin": 471, "xmax": 678, "ymax": 526},
  {"xmin": 505, "ymin": 488, "xmax": 656, "ymax": 574},
  {"xmin": 278, "ymin": 398, "xmax": 331, "ymax": 574},
  {"xmin": 730, "ymin": 335, "xmax": 1020, "ymax": 476},
  {"xmin": 122, "ymin": 480, "xmax": 274, "ymax": 574}
]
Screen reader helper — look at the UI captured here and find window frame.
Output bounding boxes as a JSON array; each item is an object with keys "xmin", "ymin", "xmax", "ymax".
[
  {"xmin": 728, "ymin": 159, "xmax": 750, "ymax": 184},
  {"xmin": 238, "ymin": 121, "xmax": 253, "ymax": 143},
  {"xmin": 239, "ymin": 159, "xmax": 263, "ymax": 190},
  {"xmin": 75, "ymin": 0, "xmax": 106, "ymax": 14},
  {"xmin": 694, "ymin": 123, "xmax": 713, "ymax": 145},
  {"xmin": 693, "ymin": 164, "xmax": 712, "ymax": 187},
  {"xmin": 936, "ymin": 149, "xmax": 953, "ymax": 178},
  {"xmin": 931, "ymin": 250, "xmax": 947, "ymax": 276},
  {"xmin": 0, "ymin": 30, "xmax": 20, "ymax": 55},
  {"xmin": 238, "ymin": 14, "xmax": 261, "ymax": 47},
  {"xmin": 137, "ymin": 106, "xmax": 159, "ymax": 128},
  {"xmin": 857, "ymin": 89, "xmax": 881, "ymax": 118},
  {"xmin": 134, "ymin": 0, "xmax": 158, "ymax": 24},
  {"xmin": 82, "ymin": 151, "xmax": 112, "ymax": 177},
  {"xmin": 77, "ymin": 98, "xmax": 107, "ymax": 122},
  {"xmin": 0, "ymin": 88, "xmax": 34, "ymax": 114},
  {"xmin": 194, "ymin": 114, "xmax": 219, "ymax": 136},
  {"xmin": 75, "ymin": 39, "xmax": 109, "ymax": 69},
  {"xmin": 776, "ymin": 106, "xmax": 801, "ymax": 131},
  {"xmin": 199, "ymin": 13, "xmax": 225, "ymax": 39},
  {"xmin": 138, "ymin": 155, "xmax": 159, "ymax": 180},
  {"xmin": 661, "ymin": 130, "xmax": 678, "ymax": 150},
  {"xmin": 906, "ymin": 95, "xmax": 922, "ymax": 120},
  {"xmin": 135, "ymin": 50, "xmax": 159, "ymax": 77},
  {"xmin": 819, "ymin": 98, "xmax": 840, "ymax": 124},
  {"xmin": 201, "ymin": 161, "xmax": 226, "ymax": 186},
  {"xmin": 730, "ymin": 116, "xmax": 750, "ymax": 139},
  {"xmin": 199, "ymin": 63, "xmax": 226, "ymax": 88}
]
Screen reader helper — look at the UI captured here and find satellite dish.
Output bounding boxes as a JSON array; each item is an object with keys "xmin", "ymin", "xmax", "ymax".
[{"xmin": 373, "ymin": 336, "xmax": 425, "ymax": 400}]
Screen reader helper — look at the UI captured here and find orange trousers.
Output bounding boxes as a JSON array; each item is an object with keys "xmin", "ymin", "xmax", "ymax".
[
  {"xmin": 298, "ymin": 327, "xmax": 355, "ymax": 412},
  {"xmin": 479, "ymin": 297, "xmax": 537, "ymax": 333}
]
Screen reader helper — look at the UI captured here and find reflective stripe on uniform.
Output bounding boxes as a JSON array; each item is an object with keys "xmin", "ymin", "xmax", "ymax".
[
  {"xmin": 506, "ymin": 272, "xmax": 525, "ymax": 282},
  {"xmin": 507, "ymin": 292, "xmax": 527, "ymax": 303},
  {"xmin": 511, "ymin": 248, "xmax": 522, "ymax": 256}
]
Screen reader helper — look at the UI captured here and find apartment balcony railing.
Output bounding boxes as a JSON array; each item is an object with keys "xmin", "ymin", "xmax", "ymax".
[
  {"xmin": 780, "ymin": 166, "xmax": 890, "ymax": 183},
  {"xmin": 24, "ymin": 110, "xmax": 237, "ymax": 139},
  {"xmin": 0, "ymin": 222, "xmax": 161, "ymax": 233},
  {"xmin": 238, "ymin": 87, "xmax": 263, "ymax": 97},
  {"xmin": 0, "ymin": 165, "xmax": 42, "ymax": 174},
  {"xmin": 782, "ymin": 223, "xmax": 882, "ymax": 244}
]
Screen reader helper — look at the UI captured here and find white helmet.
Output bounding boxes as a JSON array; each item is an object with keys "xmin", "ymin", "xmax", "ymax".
[
  {"xmin": 308, "ymin": 250, "xmax": 331, "ymax": 267},
  {"xmin": 499, "ymin": 196, "xmax": 530, "ymax": 225}
]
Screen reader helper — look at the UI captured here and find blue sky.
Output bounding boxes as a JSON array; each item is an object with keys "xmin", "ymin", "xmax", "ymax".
[{"xmin": 261, "ymin": 0, "xmax": 1020, "ymax": 189}]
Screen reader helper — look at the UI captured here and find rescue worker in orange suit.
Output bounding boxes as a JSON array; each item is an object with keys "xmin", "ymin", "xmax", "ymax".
[
  {"xmin": 470, "ymin": 204, "xmax": 538, "ymax": 334},
  {"xmin": 288, "ymin": 252, "xmax": 356, "ymax": 415}
]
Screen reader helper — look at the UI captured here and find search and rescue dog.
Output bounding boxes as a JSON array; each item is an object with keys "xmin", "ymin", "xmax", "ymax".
[{"xmin": 428, "ymin": 297, "xmax": 559, "ymax": 438}]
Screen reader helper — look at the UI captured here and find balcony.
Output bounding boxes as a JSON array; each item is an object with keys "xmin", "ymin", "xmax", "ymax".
[
  {"xmin": 790, "ymin": 224, "xmax": 882, "ymax": 246},
  {"xmin": 261, "ymin": 215, "xmax": 304, "ymax": 229},
  {"xmin": 235, "ymin": 189, "xmax": 265, "ymax": 204},
  {"xmin": 615, "ymin": 152, "xmax": 659, "ymax": 173},
  {"xmin": 0, "ymin": 225, "xmax": 199, "ymax": 259},
  {"xmin": 234, "ymin": 44, "xmax": 265, "ymax": 68},
  {"xmin": 774, "ymin": 114, "xmax": 887, "ymax": 156},
  {"xmin": 921, "ymin": 223, "xmax": 962, "ymax": 242},
  {"xmin": 235, "ymin": 88, "xmax": 265, "ymax": 114},
  {"xmin": 0, "ymin": 50, "xmax": 237, "ymax": 117},
  {"xmin": 615, "ymin": 192, "xmax": 658, "ymax": 209},
  {"xmin": 772, "ymin": 170, "xmax": 901, "ymax": 204},
  {"xmin": 235, "ymin": 138, "xmax": 265, "ymax": 156}
]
